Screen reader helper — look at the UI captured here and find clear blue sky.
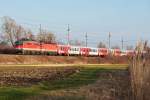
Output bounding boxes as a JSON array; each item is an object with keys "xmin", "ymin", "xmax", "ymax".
[{"xmin": 0, "ymin": 0, "xmax": 150, "ymax": 48}]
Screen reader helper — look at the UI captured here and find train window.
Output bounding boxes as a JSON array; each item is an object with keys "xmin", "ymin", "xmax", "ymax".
[
  {"xmin": 95, "ymin": 49, "xmax": 98, "ymax": 52},
  {"xmin": 70, "ymin": 48, "xmax": 74, "ymax": 51},
  {"xmin": 71, "ymin": 48, "xmax": 75, "ymax": 51},
  {"xmin": 75, "ymin": 48, "xmax": 79, "ymax": 51},
  {"xmin": 74, "ymin": 48, "xmax": 76, "ymax": 51},
  {"xmin": 91, "ymin": 49, "xmax": 97, "ymax": 52},
  {"xmin": 89, "ymin": 49, "xmax": 92, "ymax": 52}
]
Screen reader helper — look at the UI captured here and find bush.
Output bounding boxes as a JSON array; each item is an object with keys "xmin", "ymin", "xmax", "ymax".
[{"xmin": 0, "ymin": 45, "xmax": 20, "ymax": 54}]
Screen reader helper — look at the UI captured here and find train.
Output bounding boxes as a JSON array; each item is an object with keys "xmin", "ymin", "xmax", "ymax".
[{"xmin": 14, "ymin": 39, "xmax": 136, "ymax": 57}]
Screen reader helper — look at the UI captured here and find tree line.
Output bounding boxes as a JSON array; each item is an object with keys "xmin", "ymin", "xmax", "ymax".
[{"xmin": 0, "ymin": 16, "xmax": 56, "ymax": 47}]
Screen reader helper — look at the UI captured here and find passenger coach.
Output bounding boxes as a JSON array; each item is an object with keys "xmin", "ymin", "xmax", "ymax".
[{"xmin": 68, "ymin": 46, "xmax": 80, "ymax": 56}]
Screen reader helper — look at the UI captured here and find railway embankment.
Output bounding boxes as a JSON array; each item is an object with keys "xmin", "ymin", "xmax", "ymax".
[{"xmin": 0, "ymin": 54, "xmax": 128, "ymax": 64}]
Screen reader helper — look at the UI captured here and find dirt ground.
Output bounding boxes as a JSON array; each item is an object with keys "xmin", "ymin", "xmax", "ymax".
[{"xmin": 0, "ymin": 67, "xmax": 79, "ymax": 86}]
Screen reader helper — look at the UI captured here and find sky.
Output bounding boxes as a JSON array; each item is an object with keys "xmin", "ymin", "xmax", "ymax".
[{"xmin": 0, "ymin": 0, "xmax": 150, "ymax": 48}]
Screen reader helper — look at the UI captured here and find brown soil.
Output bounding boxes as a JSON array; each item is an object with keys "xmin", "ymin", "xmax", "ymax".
[{"xmin": 0, "ymin": 67, "xmax": 79, "ymax": 86}]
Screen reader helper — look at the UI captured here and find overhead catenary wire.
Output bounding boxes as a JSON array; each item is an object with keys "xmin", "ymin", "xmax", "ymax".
[{"xmin": 0, "ymin": 17, "xmax": 144, "ymax": 48}]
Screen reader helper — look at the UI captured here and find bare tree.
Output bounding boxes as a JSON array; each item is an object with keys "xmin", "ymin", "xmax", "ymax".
[
  {"xmin": 37, "ymin": 30, "xmax": 55, "ymax": 43},
  {"xmin": 97, "ymin": 42, "xmax": 106, "ymax": 48},
  {"xmin": 1, "ymin": 16, "xmax": 26, "ymax": 47},
  {"xmin": 0, "ymin": 33, "xmax": 8, "ymax": 45},
  {"xmin": 25, "ymin": 29, "xmax": 34, "ymax": 40}
]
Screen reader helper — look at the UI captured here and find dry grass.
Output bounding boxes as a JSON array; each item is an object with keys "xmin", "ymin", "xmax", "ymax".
[
  {"xmin": 27, "ymin": 69, "xmax": 130, "ymax": 100},
  {"xmin": 129, "ymin": 41, "xmax": 150, "ymax": 100},
  {"xmin": 0, "ymin": 54, "xmax": 128, "ymax": 64}
]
